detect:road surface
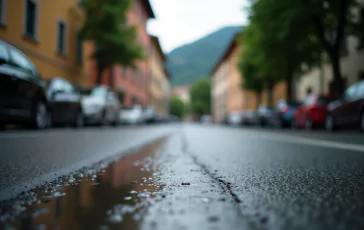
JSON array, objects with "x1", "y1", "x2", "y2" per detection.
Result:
[{"x1": 1, "y1": 124, "x2": 364, "y2": 230}]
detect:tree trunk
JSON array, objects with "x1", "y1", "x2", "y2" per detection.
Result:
[
  {"x1": 285, "y1": 76, "x2": 293, "y2": 101},
  {"x1": 109, "y1": 66, "x2": 115, "y2": 90},
  {"x1": 256, "y1": 92, "x2": 262, "y2": 107},
  {"x1": 96, "y1": 61, "x2": 104, "y2": 85},
  {"x1": 328, "y1": 51, "x2": 345, "y2": 96},
  {"x1": 267, "y1": 80, "x2": 274, "y2": 106}
]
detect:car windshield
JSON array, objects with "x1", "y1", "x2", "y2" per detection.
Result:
[
  {"x1": 81, "y1": 87, "x2": 106, "y2": 98},
  {"x1": 317, "y1": 97, "x2": 337, "y2": 105}
]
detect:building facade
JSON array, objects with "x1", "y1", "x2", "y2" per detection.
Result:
[
  {"x1": 149, "y1": 36, "x2": 170, "y2": 116},
  {"x1": 211, "y1": 33, "x2": 245, "y2": 123},
  {"x1": 89, "y1": 0, "x2": 155, "y2": 108},
  {"x1": 296, "y1": 2, "x2": 364, "y2": 100},
  {"x1": 211, "y1": 32, "x2": 288, "y2": 123},
  {"x1": 0, "y1": 0, "x2": 87, "y2": 86},
  {"x1": 172, "y1": 85, "x2": 190, "y2": 105}
]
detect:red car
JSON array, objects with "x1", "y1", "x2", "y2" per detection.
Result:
[{"x1": 292, "y1": 94, "x2": 337, "y2": 130}]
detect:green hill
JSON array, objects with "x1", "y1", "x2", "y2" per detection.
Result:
[{"x1": 167, "y1": 25, "x2": 242, "y2": 86}]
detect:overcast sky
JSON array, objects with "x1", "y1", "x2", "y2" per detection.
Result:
[{"x1": 147, "y1": 0, "x2": 248, "y2": 53}]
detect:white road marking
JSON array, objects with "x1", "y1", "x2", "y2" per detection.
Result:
[{"x1": 259, "y1": 133, "x2": 364, "y2": 152}]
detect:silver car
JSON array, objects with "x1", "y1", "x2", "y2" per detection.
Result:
[
  {"x1": 81, "y1": 85, "x2": 120, "y2": 126},
  {"x1": 120, "y1": 105, "x2": 145, "y2": 125}
]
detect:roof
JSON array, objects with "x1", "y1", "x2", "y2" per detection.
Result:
[
  {"x1": 141, "y1": 0, "x2": 155, "y2": 18},
  {"x1": 150, "y1": 35, "x2": 166, "y2": 62},
  {"x1": 172, "y1": 85, "x2": 190, "y2": 94},
  {"x1": 164, "y1": 67, "x2": 171, "y2": 81},
  {"x1": 210, "y1": 32, "x2": 242, "y2": 76}
]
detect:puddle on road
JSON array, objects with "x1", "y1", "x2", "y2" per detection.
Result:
[{"x1": 0, "y1": 138, "x2": 166, "y2": 230}]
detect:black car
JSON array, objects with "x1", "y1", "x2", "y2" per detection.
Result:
[
  {"x1": 47, "y1": 77, "x2": 84, "y2": 127},
  {"x1": 257, "y1": 104, "x2": 273, "y2": 126},
  {"x1": 0, "y1": 40, "x2": 50, "y2": 129}
]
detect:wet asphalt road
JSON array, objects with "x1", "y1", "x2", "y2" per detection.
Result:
[{"x1": 1, "y1": 123, "x2": 364, "y2": 230}]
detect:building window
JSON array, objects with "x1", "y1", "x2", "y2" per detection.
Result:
[
  {"x1": 57, "y1": 20, "x2": 67, "y2": 55},
  {"x1": 76, "y1": 33, "x2": 83, "y2": 64},
  {"x1": 359, "y1": 8, "x2": 364, "y2": 48},
  {"x1": 24, "y1": 0, "x2": 38, "y2": 39},
  {"x1": 0, "y1": 0, "x2": 7, "y2": 26},
  {"x1": 360, "y1": 72, "x2": 364, "y2": 81}
]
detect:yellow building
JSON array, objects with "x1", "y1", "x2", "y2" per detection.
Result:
[
  {"x1": 149, "y1": 35, "x2": 170, "y2": 116},
  {"x1": 0, "y1": 0, "x2": 87, "y2": 86}
]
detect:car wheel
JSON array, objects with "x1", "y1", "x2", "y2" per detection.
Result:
[
  {"x1": 360, "y1": 112, "x2": 364, "y2": 133},
  {"x1": 305, "y1": 117, "x2": 313, "y2": 131},
  {"x1": 99, "y1": 110, "x2": 108, "y2": 126},
  {"x1": 33, "y1": 101, "x2": 49, "y2": 130},
  {"x1": 112, "y1": 113, "x2": 119, "y2": 126},
  {"x1": 74, "y1": 111, "x2": 84, "y2": 128},
  {"x1": 325, "y1": 115, "x2": 335, "y2": 132}
]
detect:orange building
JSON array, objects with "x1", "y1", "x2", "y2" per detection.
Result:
[
  {"x1": 0, "y1": 0, "x2": 87, "y2": 86},
  {"x1": 0, "y1": 0, "x2": 155, "y2": 108}
]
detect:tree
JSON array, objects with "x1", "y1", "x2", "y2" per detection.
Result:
[
  {"x1": 170, "y1": 96, "x2": 185, "y2": 119},
  {"x1": 80, "y1": 0, "x2": 143, "y2": 87},
  {"x1": 189, "y1": 78, "x2": 211, "y2": 116},
  {"x1": 238, "y1": 0, "x2": 323, "y2": 102},
  {"x1": 298, "y1": 0, "x2": 359, "y2": 95},
  {"x1": 237, "y1": 45, "x2": 264, "y2": 106}
]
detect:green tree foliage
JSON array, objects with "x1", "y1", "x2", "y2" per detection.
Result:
[
  {"x1": 298, "y1": 0, "x2": 359, "y2": 94},
  {"x1": 80, "y1": 0, "x2": 143, "y2": 86},
  {"x1": 238, "y1": 0, "x2": 323, "y2": 101},
  {"x1": 189, "y1": 78, "x2": 211, "y2": 116},
  {"x1": 239, "y1": 0, "x2": 359, "y2": 99},
  {"x1": 170, "y1": 96, "x2": 185, "y2": 119},
  {"x1": 237, "y1": 45, "x2": 264, "y2": 105}
]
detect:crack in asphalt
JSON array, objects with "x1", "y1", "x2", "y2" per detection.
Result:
[{"x1": 180, "y1": 132, "x2": 244, "y2": 214}]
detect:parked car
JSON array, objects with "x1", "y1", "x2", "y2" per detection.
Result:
[
  {"x1": 201, "y1": 114, "x2": 213, "y2": 124},
  {"x1": 268, "y1": 99, "x2": 302, "y2": 128},
  {"x1": 293, "y1": 94, "x2": 337, "y2": 130},
  {"x1": 241, "y1": 110, "x2": 258, "y2": 125},
  {"x1": 47, "y1": 77, "x2": 84, "y2": 127},
  {"x1": 0, "y1": 40, "x2": 50, "y2": 129},
  {"x1": 226, "y1": 111, "x2": 243, "y2": 126},
  {"x1": 325, "y1": 80, "x2": 364, "y2": 132},
  {"x1": 81, "y1": 86, "x2": 120, "y2": 126},
  {"x1": 143, "y1": 106, "x2": 157, "y2": 124},
  {"x1": 257, "y1": 105, "x2": 273, "y2": 127},
  {"x1": 120, "y1": 104, "x2": 145, "y2": 125}
]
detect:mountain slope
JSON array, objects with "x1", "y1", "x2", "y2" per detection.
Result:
[{"x1": 167, "y1": 25, "x2": 242, "y2": 86}]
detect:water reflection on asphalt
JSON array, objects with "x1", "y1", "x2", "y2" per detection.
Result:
[{"x1": 1, "y1": 138, "x2": 166, "y2": 230}]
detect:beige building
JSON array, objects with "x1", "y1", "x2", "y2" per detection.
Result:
[
  {"x1": 172, "y1": 85, "x2": 190, "y2": 104},
  {"x1": 149, "y1": 35, "x2": 170, "y2": 116},
  {"x1": 211, "y1": 33, "x2": 245, "y2": 123},
  {"x1": 296, "y1": 3, "x2": 364, "y2": 100}
]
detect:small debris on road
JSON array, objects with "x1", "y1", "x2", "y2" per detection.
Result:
[
  {"x1": 181, "y1": 183, "x2": 190, "y2": 185},
  {"x1": 208, "y1": 216, "x2": 220, "y2": 222}
]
